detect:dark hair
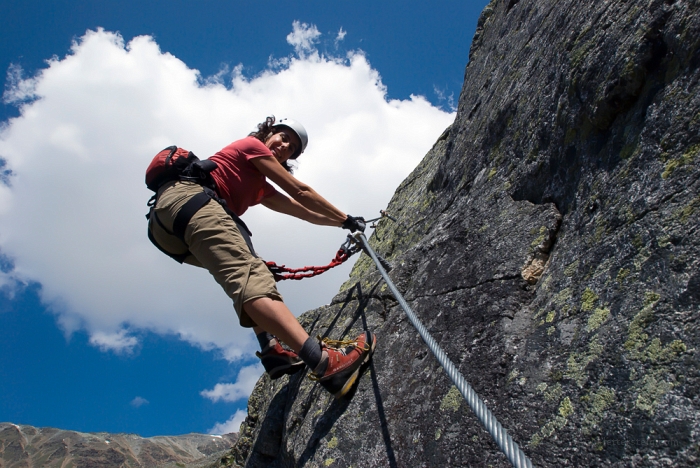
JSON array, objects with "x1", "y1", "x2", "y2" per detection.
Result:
[{"x1": 249, "y1": 116, "x2": 296, "y2": 173}]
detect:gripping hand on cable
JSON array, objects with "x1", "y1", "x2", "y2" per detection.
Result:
[{"x1": 342, "y1": 215, "x2": 366, "y2": 233}]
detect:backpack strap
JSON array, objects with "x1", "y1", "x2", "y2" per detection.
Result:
[
  {"x1": 172, "y1": 191, "x2": 211, "y2": 240},
  {"x1": 148, "y1": 186, "x2": 257, "y2": 263}
]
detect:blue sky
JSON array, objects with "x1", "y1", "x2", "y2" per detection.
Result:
[{"x1": 0, "y1": 0, "x2": 489, "y2": 437}]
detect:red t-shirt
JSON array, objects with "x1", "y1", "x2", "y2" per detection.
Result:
[{"x1": 209, "y1": 137, "x2": 278, "y2": 216}]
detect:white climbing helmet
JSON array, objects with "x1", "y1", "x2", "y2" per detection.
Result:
[{"x1": 272, "y1": 118, "x2": 308, "y2": 158}]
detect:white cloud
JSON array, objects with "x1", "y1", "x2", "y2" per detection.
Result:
[
  {"x1": 208, "y1": 409, "x2": 247, "y2": 435},
  {"x1": 3, "y1": 64, "x2": 39, "y2": 105},
  {"x1": 200, "y1": 364, "x2": 264, "y2": 403},
  {"x1": 130, "y1": 396, "x2": 149, "y2": 408},
  {"x1": 286, "y1": 21, "x2": 321, "y2": 57},
  {"x1": 89, "y1": 330, "x2": 139, "y2": 354},
  {"x1": 335, "y1": 27, "x2": 347, "y2": 46},
  {"x1": 0, "y1": 26, "x2": 453, "y2": 367}
]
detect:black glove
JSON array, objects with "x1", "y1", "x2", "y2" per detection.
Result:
[{"x1": 342, "y1": 215, "x2": 366, "y2": 232}]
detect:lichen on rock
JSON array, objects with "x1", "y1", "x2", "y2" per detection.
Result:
[{"x1": 217, "y1": 0, "x2": 700, "y2": 466}]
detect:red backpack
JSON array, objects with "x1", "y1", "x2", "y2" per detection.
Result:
[{"x1": 145, "y1": 146, "x2": 205, "y2": 192}]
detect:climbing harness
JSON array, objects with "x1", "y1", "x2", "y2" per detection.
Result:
[
  {"x1": 347, "y1": 229, "x2": 534, "y2": 468},
  {"x1": 145, "y1": 145, "x2": 255, "y2": 263}
]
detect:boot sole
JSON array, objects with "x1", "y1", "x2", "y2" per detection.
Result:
[
  {"x1": 269, "y1": 360, "x2": 305, "y2": 380},
  {"x1": 332, "y1": 331, "x2": 377, "y2": 399}
]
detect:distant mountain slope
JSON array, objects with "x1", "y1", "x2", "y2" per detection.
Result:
[{"x1": 0, "y1": 423, "x2": 237, "y2": 467}]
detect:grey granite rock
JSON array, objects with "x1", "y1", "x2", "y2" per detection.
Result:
[{"x1": 219, "y1": 0, "x2": 700, "y2": 466}]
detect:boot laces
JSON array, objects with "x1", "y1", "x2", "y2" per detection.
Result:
[
  {"x1": 307, "y1": 335, "x2": 370, "y2": 381},
  {"x1": 319, "y1": 335, "x2": 370, "y2": 352}
]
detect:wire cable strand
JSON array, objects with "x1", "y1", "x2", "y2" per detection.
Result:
[{"x1": 353, "y1": 232, "x2": 534, "y2": 468}]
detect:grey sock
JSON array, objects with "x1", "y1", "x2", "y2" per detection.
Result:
[
  {"x1": 299, "y1": 337, "x2": 325, "y2": 372},
  {"x1": 256, "y1": 332, "x2": 275, "y2": 351}
]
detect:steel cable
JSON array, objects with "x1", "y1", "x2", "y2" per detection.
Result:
[{"x1": 354, "y1": 232, "x2": 534, "y2": 468}]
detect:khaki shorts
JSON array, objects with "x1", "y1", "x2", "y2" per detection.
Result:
[{"x1": 149, "y1": 181, "x2": 282, "y2": 327}]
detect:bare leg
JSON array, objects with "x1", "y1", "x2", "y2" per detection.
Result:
[{"x1": 244, "y1": 297, "x2": 309, "y2": 352}]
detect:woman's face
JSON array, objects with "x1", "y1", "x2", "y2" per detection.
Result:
[{"x1": 265, "y1": 129, "x2": 301, "y2": 163}]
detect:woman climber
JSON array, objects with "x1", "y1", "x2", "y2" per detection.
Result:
[{"x1": 147, "y1": 116, "x2": 376, "y2": 399}]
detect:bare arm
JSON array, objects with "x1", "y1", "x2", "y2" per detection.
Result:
[
  {"x1": 251, "y1": 156, "x2": 347, "y2": 224},
  {"x1": 261, "y1": 192, "x2": 340, "y2": 226}
]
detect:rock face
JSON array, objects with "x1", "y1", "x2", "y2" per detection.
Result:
[
  {"x1": 221, "y1": 0, "x2": 700, "y2": 466},
  {"x1": 0, "y1": 423, "x2": 237, "y2": 467}
]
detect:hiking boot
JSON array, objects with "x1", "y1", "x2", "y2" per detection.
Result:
[
  {"x1": 310, "y1": 331, "x2": 377, "y2": 399},
  {"x1": 256, "y1": 338, "x2": 305, "y2": 380}
]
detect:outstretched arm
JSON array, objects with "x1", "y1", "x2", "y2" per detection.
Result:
[
  {"x1": 261, "y1": 192, "x2": 342, "y2": 226},
  {"x1": 251, "y1": 156, "x2": 347, "y2": 224}
]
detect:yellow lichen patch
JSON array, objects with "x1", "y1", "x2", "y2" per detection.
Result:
[
  {"x1": 558, "y1": 397, "x2": 574, "y2": 418},
  {"x1": 529, "y1": 396, "x2": 573, "y2": 447},
  {"x1": 553, "y1": 288, "x2": 572, "y2": 306},
  {"x1": 546, "y1": 311, "x2": 556, "y2": 323},
  {"x1": 440, "y1": 386, "x2": 462, "y2": 412},
  {"x1": 673, "y1": 196, "x2": 700, "y2": 224},
  {"x1": 327, "y1": 437, "x2": 338, "y2": 449},
  {"x1": 624, "y1": 292, "x2": 659, "y2": 357},
  {"x1": 324, "y1": 459, "x2": 335, "y2": 466},
  {"x1": 507, "y1": 369, "x2": 520, "y2": 385},
  {"x1": 566, "y1": 336, "x2": 604, "y2": 387},
  {"x1": 635, "y1": 373, "x2": 676, "y2": 415},
  {"x1": 662, "y1": 143, "x2": 698, "y2": 179},
  {"x1": 530, "y1": 226, "x2": 547, "y2": 248},
  {"x1": 543, "y1": 383, "x2": 563, "y2": 403},
  {"x1": 435, "y1": 429, "x2": 442, "y2": 440},
  {"x1": 564, "y1": 260, "x2": 580, "y2": 277},
  {"x1": 616, "y1": 268, "x2": 630, "y2": 282},
  {"x1": 582, "y1": 386, "x2": 615, "y2": 434},
  {"x1": 581, "y1": 288, "x2": 598, "y2": 311},
  {"x1": 586, "y1": 307, "x2": 610, "y2": 332}
]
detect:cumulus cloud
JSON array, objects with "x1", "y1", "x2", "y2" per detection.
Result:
[
  {"x1": 208, "y1": 409, "x2": 246, "y2": 435},
  {"x1": 200, "y1": 364, "x2": 264, "y2": 403},
  {"x1": 286, "y1": 21, "x2": 321, "y2": 58},
  {"x1": 0, "y1": 25, "x2": 453, "y2": 366}
]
